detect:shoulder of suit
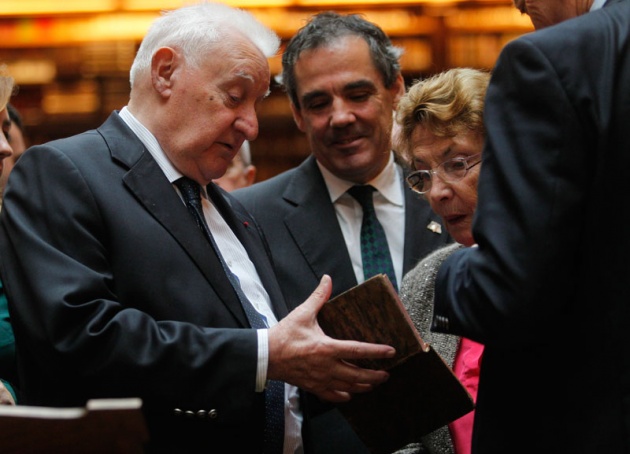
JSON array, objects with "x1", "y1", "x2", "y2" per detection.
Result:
[
  {"x1": 233, "y1": 158, "x2": 321, "y2": 207},
  {"x1": 402, "y1": 243, "x2": 464, "y2": 289}
]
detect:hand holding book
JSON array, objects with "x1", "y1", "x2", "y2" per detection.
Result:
[{"x1": 317, "y1": 274, "x2": 474, "y2": 454}]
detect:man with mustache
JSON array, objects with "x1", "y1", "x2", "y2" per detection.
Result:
[{"x1": 234, "y1": 12, "x2": 450, "y2": 453}]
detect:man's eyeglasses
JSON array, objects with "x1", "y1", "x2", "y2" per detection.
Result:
[{"x1": 406, "y1": 153, "x2": 482, "y2": 194}]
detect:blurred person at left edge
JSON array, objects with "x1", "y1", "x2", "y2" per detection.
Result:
[{"x1": 0, "y1": 65, "x2": 15, "y2": 405}]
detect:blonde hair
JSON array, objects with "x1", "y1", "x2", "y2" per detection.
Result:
[
  {"x1": 396, "y1": 68, "x2": 490, "y2": 162},
  {"x1": 0, "y1": 65, "x2": 14, "y2": 111}
]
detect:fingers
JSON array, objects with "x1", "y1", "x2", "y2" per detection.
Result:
[
  {"x1": 307, "y1": 369, "x2": 389, "y2": 403},
  {"x1": 333, "y1": 339, "x2": 396, "y2": 360},
  {"x1": 316, "y1": 389, "x2": 352, "y2": 403},
  {"x1": 293, "y1": 355, "x2": 391, "y2": 403},
  {"x1": 270, "y1": 275, "x2": 396, "y2": 403},
  {"x1": 303, "y1": 274, "x2": 332, "y2": 313},
  {"x1": 331, "y1": 360, "x2": 390, "y2": 389}
]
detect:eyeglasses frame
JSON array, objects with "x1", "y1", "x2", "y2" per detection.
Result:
[{"x1": 406, "y1": 153, "x2": 482, "y2": 194}]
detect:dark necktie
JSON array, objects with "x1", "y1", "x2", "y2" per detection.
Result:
[
  {"x1": 175, "y1": 177, "x2": 285, "y2": 454},
  {"x1": 347, "y1": 185, "x2": 398, "y2": 291}
]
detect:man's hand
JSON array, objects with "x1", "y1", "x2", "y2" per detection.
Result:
[{"x1": 267, "y1": 275, "x2": 395, "y2": 402}]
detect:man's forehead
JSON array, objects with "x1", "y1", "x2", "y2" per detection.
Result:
[{"x1": 232, "y1": 67, "x2": 271, "y2": 97}]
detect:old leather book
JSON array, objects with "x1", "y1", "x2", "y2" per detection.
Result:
[{"x1": 317, "y1": 274, "x2": 474, "y2": 454}]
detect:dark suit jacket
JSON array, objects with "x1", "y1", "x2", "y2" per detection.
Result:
[
  {"x1": 0, "y1": 112, "x2": 290, "y2": 453},
  {"x1": 234, "y1": 154, "x2": 449, "y2": 453},
  {"x1": 234, "y1": 154, "x2": 449, "y2": 308},
  {"x1": 434, "y1": 1, "x2": 630, "y2": 452}
]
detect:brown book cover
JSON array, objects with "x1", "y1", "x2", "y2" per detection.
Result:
[
  {"x1": 317, "y1": 274, "x2": 475, "y2": 453},
  {"x1": 0, "y1": 398, "x2": 149, "y2": 453}
]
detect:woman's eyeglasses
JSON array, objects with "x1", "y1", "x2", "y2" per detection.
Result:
[{"x1": 406, "y1": 153, "x2": 482, "y2": 194}]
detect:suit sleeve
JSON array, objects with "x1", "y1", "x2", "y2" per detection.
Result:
[
  {"x1": 0, "y1": 144, "x2": 259, "y2": 417},
  {"x1": 433, "y1": 36, "x2": 594, "y2": 347}
]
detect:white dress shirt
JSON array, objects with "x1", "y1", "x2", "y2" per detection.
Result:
[
  {"x1": 317, "y1": 152, "x2": 406, "y2": 287},
  {"x1": 119, "y1": 107, "x2": 303, "y2": 454},
  {"x1": 591, "y1": 0, "x2": 606, "y2": 10}
]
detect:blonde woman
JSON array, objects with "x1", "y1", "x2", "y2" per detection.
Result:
[{"x1": 395, "y1": 68, "x2": 490, "y2": 454}]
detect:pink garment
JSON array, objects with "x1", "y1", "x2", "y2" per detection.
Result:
[{"x1": 448, "y1": 337, "x2": 484, "y2": 454}]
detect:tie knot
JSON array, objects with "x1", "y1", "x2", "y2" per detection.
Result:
[
  {"x1": 347, "y1": 185, "x2": 376, "y2": 210},
  {"x1": 175, "y1": 177, "x2": 202, "y2": 208}
]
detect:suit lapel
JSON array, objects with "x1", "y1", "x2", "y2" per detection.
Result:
[
  {"x1": 403, "y1": 187, "x2": 426, "y2": 274},
  {"x1": 282, "y1": 156, "x2": 358, "y2": 296},
  {"x1": 98, "y1": 113, "x2": 250, "y2": 327},
  {"x1": 207, "y1": 184, "x2": 290, "y2": 320}
]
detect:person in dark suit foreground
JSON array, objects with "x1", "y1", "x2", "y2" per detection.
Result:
[
  {"x1": 233, "y1": 12, "x2": 450, "y2": 452},
  {"x1": 432, "y1": 0, "x2": 630, "y2": 452},
  {"x1": 0, "y1": 4, "x2": 396, "y2": 453}
]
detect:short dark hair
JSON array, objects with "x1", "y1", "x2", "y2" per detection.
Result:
[{"x1": 280, "y1": 11, "x2": 403, "y2": 108}]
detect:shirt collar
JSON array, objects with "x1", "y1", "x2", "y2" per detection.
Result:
[
  {"x1": 317, "y1": 152, "x2": 404, "y2": 206},
  {"x1": 590, "y1": 0, "x2": 606, "y2": 10},
  {"x1": 119, "y1": 106, "x2": 183, "y2": 184},
  {"x1": 118, "y1": 107, "x2": 212, "y2": 199}
]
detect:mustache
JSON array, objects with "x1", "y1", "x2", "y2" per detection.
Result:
[{"x1": 327, "y1": 128, "x2": 367, "y2": 144}]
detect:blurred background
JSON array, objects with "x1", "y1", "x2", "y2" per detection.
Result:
[{"x1": 0, "y1": 0, "x2": 532, "y2": 181}]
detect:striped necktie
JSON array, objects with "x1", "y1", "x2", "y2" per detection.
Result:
[{"x1": 175, "y1": 177, "x2": 285, "y2": 454}]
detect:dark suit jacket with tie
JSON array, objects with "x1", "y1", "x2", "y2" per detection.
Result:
[
  {"x1": 234, "y1": 154, "x2": 450, "y2": 453},
  {"x1": 433, "y1": 1, "x2": 630, "y2": 452},
  {"x1": 0, "y1": 112, "x2": 290, "y2": 453},
  {"x1": 234, "y1": 154, "x2": 449, "y2": 309}
]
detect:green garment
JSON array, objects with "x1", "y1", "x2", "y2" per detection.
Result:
[{"x1": 0, "y1": 279, "x2": 17, "y2": 402}]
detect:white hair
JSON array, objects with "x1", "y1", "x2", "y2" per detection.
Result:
[{"x1": 129, "y1": 2, "x2": 280, "y2": 87}]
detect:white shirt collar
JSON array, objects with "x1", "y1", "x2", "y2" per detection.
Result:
[
  {"x1": 316, "y1": 152, "x2": 404, "y2": 206},
  {"x1": 590, "y1": 0, "x2": 606, "y2": 11},
  {"x1": 118, "y1": 106, "x2": 184, "y2": 184}
]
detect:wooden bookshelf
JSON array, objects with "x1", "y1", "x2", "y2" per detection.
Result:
[{"x1": 0, "y1": 0, "x2": 533, "y2": 181}]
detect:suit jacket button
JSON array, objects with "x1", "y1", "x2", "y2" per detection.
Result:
[
  {"x1": 208, "y1": 409, "x2": 218, "y2": 419},
  {"x1": 185, "y1": 410, "x2": 195, "y2": 418},
  {"x1": 173, "y1": 408, "x2": 183, "y2": 417},
  {"x1": 196, "y1": 410, "x2": 207, "y2": 419},
  {"x1": 433, "y1": 314, "x2": 450, "y2": 331}
]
